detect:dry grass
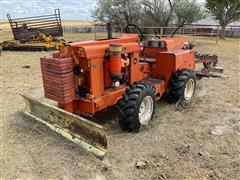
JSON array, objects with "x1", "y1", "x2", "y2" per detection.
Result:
[
  {"x1": 0, "y1": 21, "x2": 11, "y2": 31},
  {"x1": 62, "y1": 20, "x2": 93, "y2": 27},
  {"x1": 0, "y1": 20, "x2": 93, "y2": 31}
]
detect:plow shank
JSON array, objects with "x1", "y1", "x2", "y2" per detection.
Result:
[{"x1": 21, "y1": 94, "x2": 107, "y2": 159}]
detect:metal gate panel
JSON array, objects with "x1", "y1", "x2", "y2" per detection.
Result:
[{"x1": 7, "y1": 9, "x2": 63, "y2": 40}]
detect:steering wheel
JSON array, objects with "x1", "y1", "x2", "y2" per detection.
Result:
[{"x1": 125, "y1": 24, "x2": 144, "y2": 41}]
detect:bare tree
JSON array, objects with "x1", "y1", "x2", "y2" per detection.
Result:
[
  {"x1": 139, "y1": 0, "x2": 176, "y2": 35},
  {"x1": 140, "y1": 0, "x2": 174, "y2": 27},
  {"x1": 165, "y1": 0, "x2": 174, "y2": 27}
]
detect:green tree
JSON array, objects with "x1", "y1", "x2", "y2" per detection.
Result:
[
  {"x1": 140, "y1": 0, "x2": 174, "y2": 27},
  {"x1": 206, "y1": 0, "x2": 240, "y2": 38},
  {"x1": 172, "y1": 0, "x2": 205, "y2": 36},
  {"x1": 92, "y1": 0, "x2": 141, "y2": 26},
  {"x1": 92, "y1": 0, "x2": 205, "y2": 37}
]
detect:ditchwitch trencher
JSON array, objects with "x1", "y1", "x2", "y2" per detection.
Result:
[{"x1": 21, "y1": 24, "x2": 219, "y2": 159}]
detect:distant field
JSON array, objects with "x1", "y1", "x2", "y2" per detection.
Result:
[
  {"x1": 0, "y1": 20, "x2": 221, "y2": 43},
  {"x1": 62, "y1": 21, "x2": 94, "y2": 27},
  {"x1": 0, "y1": 20, "x2": 93, "y2": 31},
  {"x1": 0, "y1": 20, "x2": 95, "y2": 41},
  {"x1": 0, "y1": 21, "x2": 11, "y2": 31}
]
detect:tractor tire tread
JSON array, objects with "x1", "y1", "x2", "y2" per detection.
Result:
[
  {"x1": 117, "y1": 81, "x2": 156, "y2": 132},
  {"x1": 165, "y1": 69, "x2": 196, "y2": 103}
]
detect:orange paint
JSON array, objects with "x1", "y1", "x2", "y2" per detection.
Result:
[
  {"x1": 109, "y1": 54, "x2": 122, "y2": 77},
  {"x1": 40, "y1": 34, "x2": 196, "y2": 116}
]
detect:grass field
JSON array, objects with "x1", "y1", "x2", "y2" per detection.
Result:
[
  {"x1": 0, "y1": 20, "x2": 93, "y2": 30},
  {"x1": 0, "y1": 37, "x2": 239, "y2": 179},
  {"x1": 62, "y1": 20, "x2": 93, "y2": 27}
]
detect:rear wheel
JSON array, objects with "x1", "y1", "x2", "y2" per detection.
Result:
[
  {"x1": 165, "y1": 69, "x2": 196, "y2": 103},
  {"x1": 117, "y1": 82, "x2": 156, "y2": 132}
]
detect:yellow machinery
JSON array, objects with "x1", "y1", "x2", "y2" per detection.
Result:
[
  {"x1": 2, "y1": 33, "x2": 65, "y2": 51},
  {"x1": 2, "y1": 9, "x2": 65, "y2": 51}
]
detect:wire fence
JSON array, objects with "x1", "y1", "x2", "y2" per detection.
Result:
[
  {"x1": 62, "y1": 25, "x2": 222, "y2": 43},
  {"x1": 62, "y1": 25, "x2": 240, "y2": 43},
  {"x1": 1, "y1": 24, "x2": 240, "y2": 43}
]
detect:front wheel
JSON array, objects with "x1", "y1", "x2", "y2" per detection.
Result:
[{"x1": 117, "y1": 82, "x2": 156, "y2": 132}]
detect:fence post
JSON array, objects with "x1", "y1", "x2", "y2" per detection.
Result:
[
  {"x1": 231, "y1": 26, "x2": 233, "y2": 37},
  {"x1": 216, "y1": 26, "x2": 220, "y2": 44},
  {"x1": 120, "y1": 26, "x2": 122, "y2": 34},
  {"x1": 160, "y1": 27, "x2": 163, "y2": 38},
  {"x1": 193, "y1": 26, "x2": 197, "y2": 41},
  {"x1": 94, "y1": 25, "x2": 97, "y2": 40},
  {"x1": 194, "y1": 26, "x2": 197, "y2": 36}
]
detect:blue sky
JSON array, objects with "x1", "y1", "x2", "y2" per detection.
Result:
[
  {"x1": 0, "y1": 0, "x2": 205, "y2": 21},
  {"x1": 0, "y1": 0, "x2": 97, "y2": 20}
]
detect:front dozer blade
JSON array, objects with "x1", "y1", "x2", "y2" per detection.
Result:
[{"x1": 20, "y1": 94, "x2": 107, "y2": 159}]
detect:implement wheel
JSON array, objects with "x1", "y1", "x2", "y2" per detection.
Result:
[
  {"x1": 165, "y1": 69, "x2": 196, "y2": 103},
  {"x1": 117, "y1": 82, "x2": 156, "y2": 132}
]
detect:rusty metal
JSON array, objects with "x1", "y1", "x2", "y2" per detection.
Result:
[
  {"x1": 40, "y1": 55, "x2": 76, "y2": 104},
  {"x1": 2, "y1": 44, "x2": 46, "y2": 51},
  {"x1": 195, "y1": 52, "x2": 219, "y2": 79},
  {"x1": 21, "y1": 94, "x2": 108, "y2": 159},
  {"x1": 7, "y1": 9, "x2": 63, "y2": 41},
  {"x1": 195, "y1": 52, "x2": 218, "y2": 66}
]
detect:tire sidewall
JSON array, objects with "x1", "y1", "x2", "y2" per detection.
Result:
[
  {"x1": 117, "y1": 82, "x2": 156, "y2": 132},
  {"x1": 165, "y1": 69, "x2": 197, "y2": 103}
]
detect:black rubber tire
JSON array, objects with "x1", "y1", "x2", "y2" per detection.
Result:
[
  {"x1": 165, "y1": 69, "x2": 196, "y2": 103},
  {"x1": 117, "y1": 82, "x2": 156, "y2": 132}
]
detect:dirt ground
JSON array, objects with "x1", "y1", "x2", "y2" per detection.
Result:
[{"x1": 0, "y1": 38, "x2": 239, "y2": 179}]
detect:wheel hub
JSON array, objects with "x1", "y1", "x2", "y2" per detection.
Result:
[
  {"x1": 139, "y1": 96, "x2": 154, "y2": 125},
  {"x1": 184, "y1": 78, "x2": 195, "y2": 101}
]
